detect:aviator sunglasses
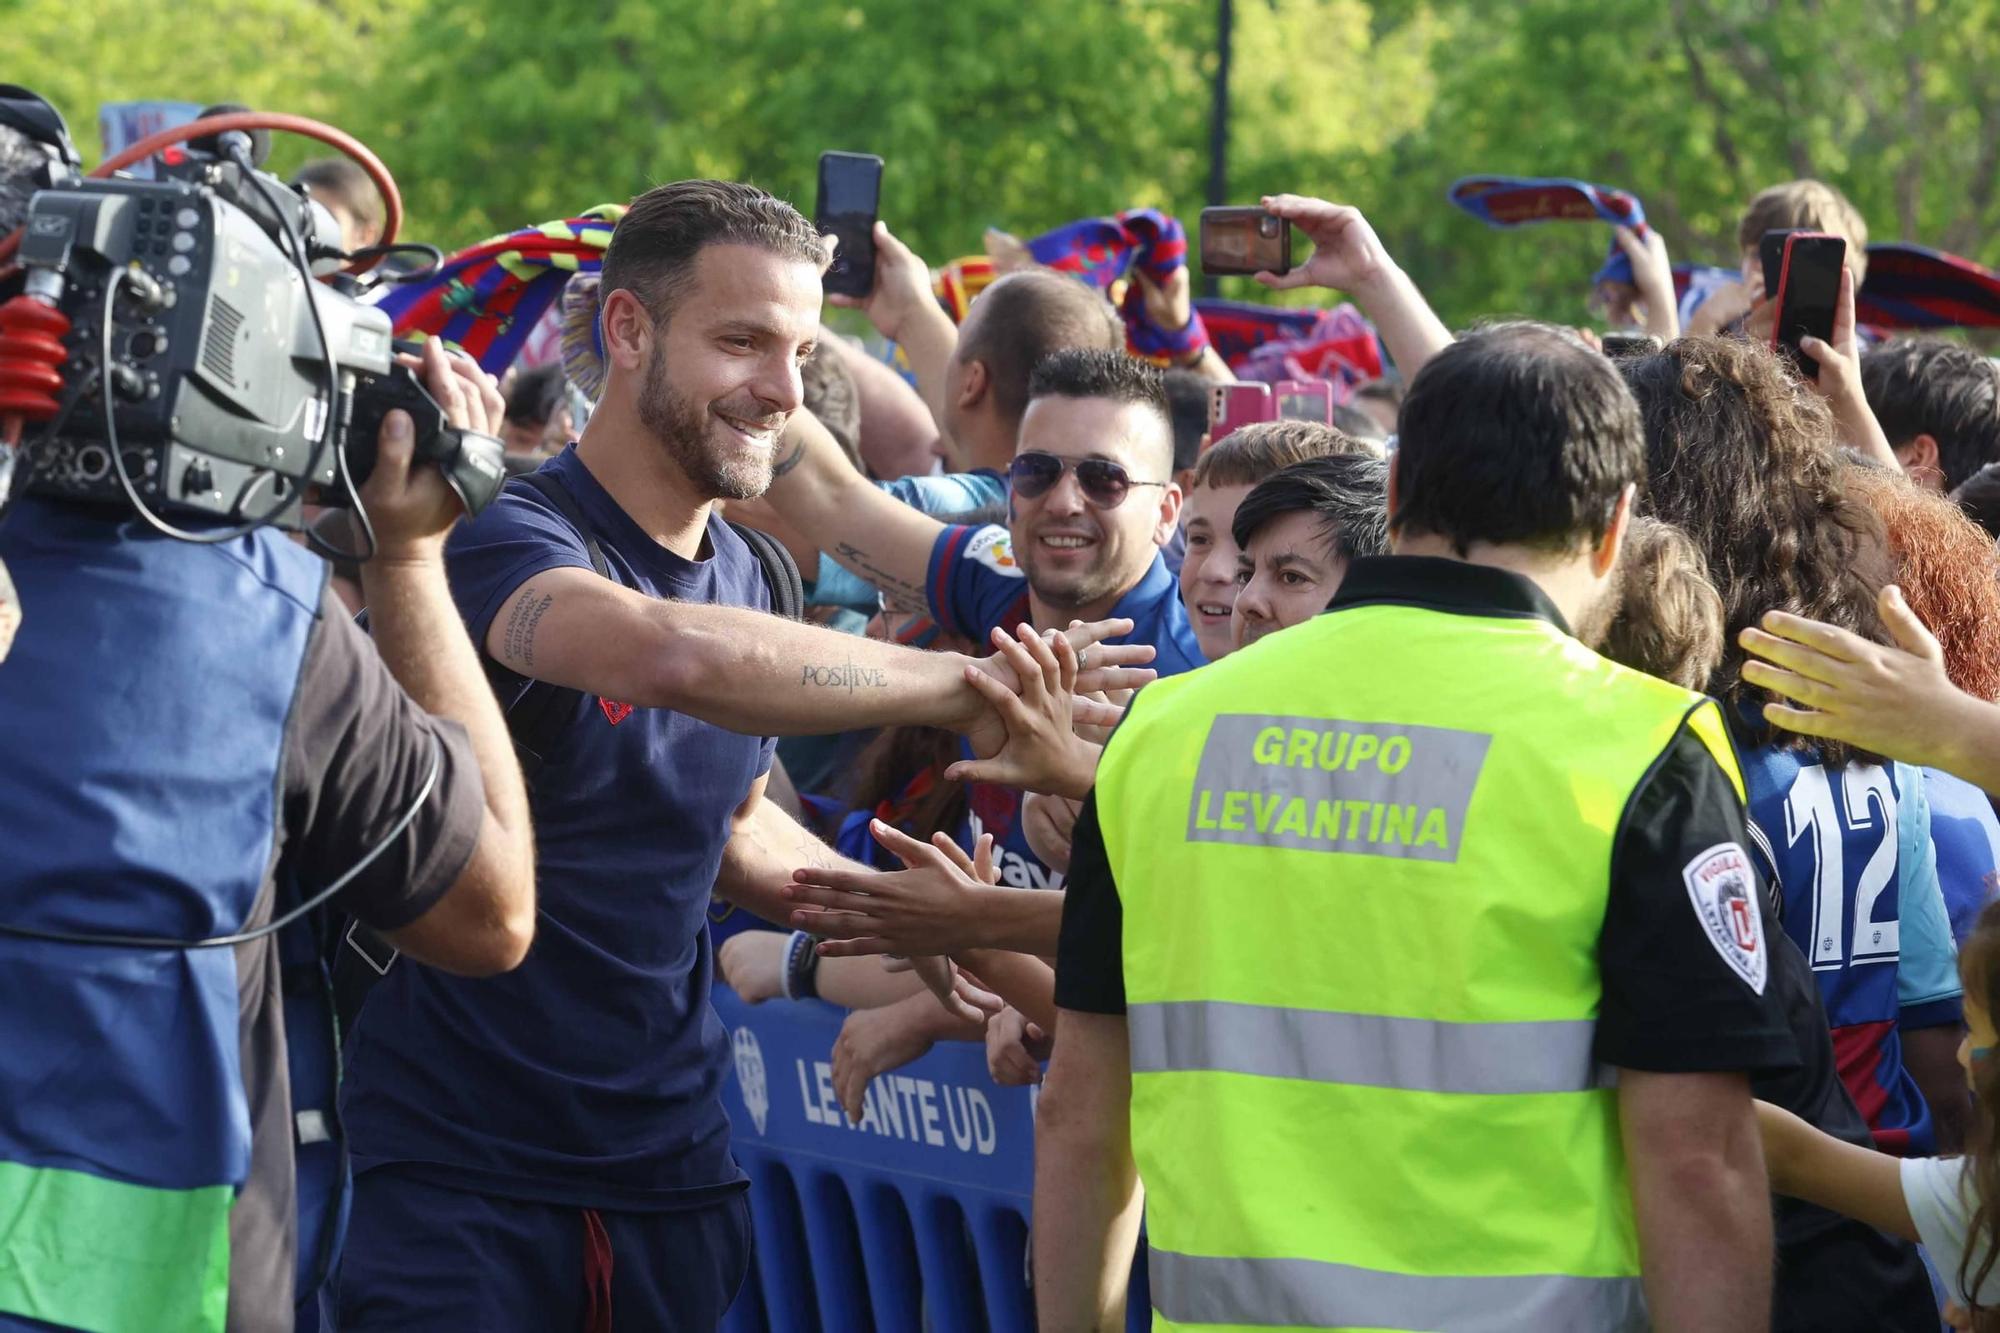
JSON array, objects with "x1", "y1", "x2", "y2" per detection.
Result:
[{"x1": 1008, "y1": 452, "x2": 1167, "y2": 509}]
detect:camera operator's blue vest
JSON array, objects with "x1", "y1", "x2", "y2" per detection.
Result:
[{"x1": 0, "y1": 497, "x2": 336, "y2": 1333}]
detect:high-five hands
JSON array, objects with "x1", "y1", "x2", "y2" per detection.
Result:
[
  {"x1": 960, "y1": 617, "x2": 1151, "y2": 759},
  {"x1": 950, "y1": 623, "x2": 1106, "y2": 800}
]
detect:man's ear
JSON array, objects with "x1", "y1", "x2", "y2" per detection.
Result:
[
  {"x1": 956, "y1": 358, "x2": 989, "y2": 411},
  {"x1": 1154, "y1": 481, "x2": 1184, "y2": 550},
  {"x1": 1896, "y1": 433, "x2": 1945, "y2": 490},
  {"x1": 1593, "y1": 483, "x2": 1637, "y2": 578},
  {"x1": 599, "y1": 288, "x2": 655, "y2": 374}
]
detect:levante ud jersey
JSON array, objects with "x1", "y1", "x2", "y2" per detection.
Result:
[{"x1": 1740, "y1": 746, "x2": 1957, "y2": 1155}]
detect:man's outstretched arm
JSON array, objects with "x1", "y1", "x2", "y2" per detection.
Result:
[{"x1": 483, "y1": 571, "x2": 1153, "y2": 739}]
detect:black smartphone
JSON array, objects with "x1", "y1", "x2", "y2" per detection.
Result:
[
  {"x1": 1758, "y1": 228, "x2": 1798, "y2": 297},
  {"x1": 816, "y1": 151, "x2": 883, "y2": 299},
  {"x1": 1769, "y1": 232, "x2": 1845, "y2": 379},
  {"x1": 1200, "y1": 206, "x2": 1292, "y2": 277}
]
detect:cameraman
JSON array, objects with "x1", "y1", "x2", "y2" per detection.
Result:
[{"x1": 0, "y1": 343, "x2": 535, "y2": 1333}]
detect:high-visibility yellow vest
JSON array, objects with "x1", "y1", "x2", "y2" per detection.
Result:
[{"x1": 1092, "y1": 593, "x2": 1746, "y2": 1332}]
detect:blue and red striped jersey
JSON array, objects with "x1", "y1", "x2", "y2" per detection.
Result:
[{"x1": 1741, "y1": 747, "x2": 1962, "y2": 1155}]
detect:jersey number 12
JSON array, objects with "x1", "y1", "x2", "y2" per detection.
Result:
[{"x1": 1784, "y1": 762, "x2": 1900, "y2": 970}]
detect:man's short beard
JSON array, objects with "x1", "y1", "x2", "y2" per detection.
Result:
[
  {"x1": 1016, "y1": 545, "x2": 1123, "y2": 614},
  {"x1": 635, "y1": 343, "x2": 773, "y2": 501}
]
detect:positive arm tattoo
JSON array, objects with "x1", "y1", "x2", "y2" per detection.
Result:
[
  {"x1": 799, "y1": 651, "x2": 890, "y2": 691},
  {"x1": 502, "y1": 585, "x2": 555, "y2": 669}
]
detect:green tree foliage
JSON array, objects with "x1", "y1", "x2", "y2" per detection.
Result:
[
  {"x1": 16, "y1": 0, "x2": 2000, "y2": 330},
  {"x1": 357, "y1": 0, "x2": 1214, "y2": 263},
  {"x1": 1327, "y1": 0, "x2": 2000, "y2": 324}
]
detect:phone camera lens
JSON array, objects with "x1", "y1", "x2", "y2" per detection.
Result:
[{"x1": 1258, "y1": 216, "x2": 1280, "y2": 238}]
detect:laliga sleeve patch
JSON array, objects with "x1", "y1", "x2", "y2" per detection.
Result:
[
  {"x1": 966, "y1": 527, "x2": 1024, "y2": 579},
  {"x1": 1682, "y1": 842, "x2": 1768, "y2": 995}
]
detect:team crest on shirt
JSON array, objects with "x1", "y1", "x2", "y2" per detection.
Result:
[
  {"x1": 966, "y1": 527, "x2": 1023, "y2": 578},
  {"x1": 1682, "y1": 842, "x2": 1768, "y2": 995}
]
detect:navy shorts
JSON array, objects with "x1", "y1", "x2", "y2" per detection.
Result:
[{"x1": 332, "y1": 1167, "x2": 751, "y2": 1333}]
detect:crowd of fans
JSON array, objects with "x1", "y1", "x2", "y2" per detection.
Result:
[
  {"x1": 11, "y1": 119, "x2": 2000, "y2": 1331},
  {"x1": 688, "y1": 174, "x2": 2000, "y2": 1331}
]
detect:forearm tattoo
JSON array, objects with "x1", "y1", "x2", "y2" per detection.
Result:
[
  {"x1": 800, "y1": 653, "x2": 890, "y2": 691},
  {"x1": 832, "y1": 541, "x2": 929, "y2": 604}
]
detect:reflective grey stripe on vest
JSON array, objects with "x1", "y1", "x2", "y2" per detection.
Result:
[
  {"x1": 1128, "y1": 1000, "x2": 1602, "y2": 1095},
  {"x1": 1151, "y1": 1249, "x2": 1648, "y2": 1332}
]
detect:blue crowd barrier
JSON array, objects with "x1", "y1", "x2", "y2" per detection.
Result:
[{"x1": 713, "y1": 985, "x2": 1148, "y2": 1331}]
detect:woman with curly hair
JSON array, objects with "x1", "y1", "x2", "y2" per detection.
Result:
[{"x1": 1622, "y1": 335, "x2": 1950, "y2": 1332}]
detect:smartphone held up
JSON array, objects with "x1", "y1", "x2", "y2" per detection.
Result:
[
  {"x1": 1208, "y1": 379, "x2": 1331, "y2": 443},
  {"x1": 1201, "y1": 206, "x2": 1293, "y2": 278},
  {"x1": 1764, "y1": 230, "x2": 1845, "y2": 380},
  {"x1": 817, "y1": 150, "x2": 883, "y2": 299}
]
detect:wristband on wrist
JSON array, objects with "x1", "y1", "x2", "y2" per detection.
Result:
[{"x1": 781, "y1": 930, "x2": 821, "y2": 1001}]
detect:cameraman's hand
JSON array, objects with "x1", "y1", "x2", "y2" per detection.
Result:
[
  {"x1": 830, "y1": 221, "x2": 936, "y2": 345},
  {"x1": 362, "y1": 339, "x2": 504, "y2": 563}
]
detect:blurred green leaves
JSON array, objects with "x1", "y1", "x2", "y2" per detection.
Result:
[{"x1": 23, "y1": 0, "x2": 2000, "y2": 328}]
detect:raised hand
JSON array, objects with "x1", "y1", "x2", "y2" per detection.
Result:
[
  {"x1": 947, "y1": 624, "x2": 1104, "y2": 799},
  {"x1": 1252, "y1": 193, "x2": 1453, "y2": 376},
  {"x1": 1612, "y1": 225, "x2": 1679, "y2": 339},
  {"x1": 1739, "y1": 585, "x2": 1984, "y2": 779},
  {"x1": 1253, "y1": 194, "x2": 1392, "y2": 294},
  {"x1": 828, "y1": 220, "x2": 936, "y2": 345},
  {"x1": 959, "y1": 616, "x2": 1154, "y2": 759},
  {"x1": 786, "y1": 824, "x2": 1000, "y2": 959}
]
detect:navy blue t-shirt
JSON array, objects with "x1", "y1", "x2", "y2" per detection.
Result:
[{"x1": 341, "y1": 446, "x2": 776, "y2": 1209}]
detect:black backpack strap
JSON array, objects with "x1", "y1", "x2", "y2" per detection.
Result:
[
  {"x1": 729, "y1": 520, "x2": 805, "y2": 620},
  {"x1": 499, "y1": 471, "x2": 615, "y2": 776}
]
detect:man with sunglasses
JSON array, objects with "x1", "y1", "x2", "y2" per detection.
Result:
[{"x1": 763, "y1": 346, "x2": 1201, "y2": 891}]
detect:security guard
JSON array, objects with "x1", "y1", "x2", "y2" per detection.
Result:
[{"x1": 1033, "y1": 325, "x2": 1798, "y2": 1333}]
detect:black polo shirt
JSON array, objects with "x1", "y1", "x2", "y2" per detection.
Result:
[{"x1": 1055, "y1": 555, "x2": 1799, "y2": 1075}]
